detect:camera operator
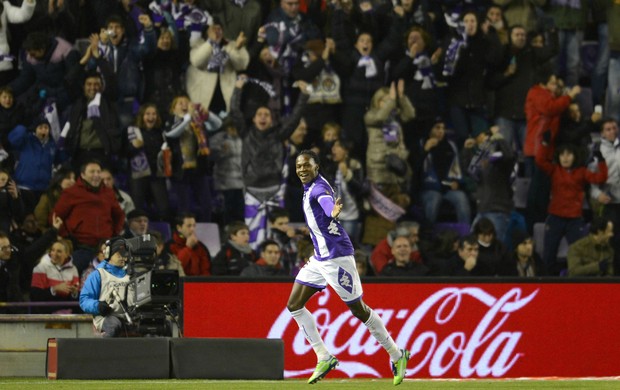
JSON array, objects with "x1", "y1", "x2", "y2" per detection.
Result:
[{"x1": 79, "y1": 237, "x2": 133, "y2": 337}]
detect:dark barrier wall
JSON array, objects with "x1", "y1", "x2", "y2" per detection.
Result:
[{"x1": 182, "y1": 278, "x2": 620, "y2": 380}]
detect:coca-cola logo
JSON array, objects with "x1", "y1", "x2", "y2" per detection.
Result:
[{"x1": 268, "y1": 287, "x2": 539, "y2": 378}]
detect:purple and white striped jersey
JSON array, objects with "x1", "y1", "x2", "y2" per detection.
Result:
[{"x1": 302, "y1": 174, "x2": 355, "y2": 261}]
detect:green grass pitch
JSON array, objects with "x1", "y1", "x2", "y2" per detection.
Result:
[{"x1": 0, "y1": 378, "x2": 619, "y2": 389}]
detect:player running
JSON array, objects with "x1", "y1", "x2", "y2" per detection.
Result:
[{"x1": 286, "y1": 150, "x2": 410, "y2": 385}]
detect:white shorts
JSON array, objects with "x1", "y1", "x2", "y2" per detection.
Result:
[{"x1": 295, "y1": 255, "x2": 363, "y2": 304}]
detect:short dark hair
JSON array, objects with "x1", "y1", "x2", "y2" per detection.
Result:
[
  {"x1": 268, "y1": 207, "x2": 290, "y2": 223},
  {"x1": 458, "y1": 234, "x2": 478, "y2": 250},
  {"x1": 600, "y1": 117, "x2": 618, "y2": 132},
  {"x1": 259, "y1": 239, "x2": 280, "y2": 254},
  {"x1": 225, "y1": 221, "x2": 249, "y2": 238},
  {"x1": 473, "y1": 217, "x2": 496, "y2": 236},
  {"x1": 80, "y1": 159, "x2": 102, "y2": 174},
  {"x1": 175, "y1": 212, "x2": 196, "y2": 229},
  {"x1": 298, "y1": 149, "x2": 320, "y2": 166},
  {"x1": 590, "y1": 217, "x2": 611, "y2": 235},
  {"x1": 105, "y1": 14, "x2": 125, "y2": 29}
]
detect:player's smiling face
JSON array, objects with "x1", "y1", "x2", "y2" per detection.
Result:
[{"x1": 296, "y1": 154, "x2": 319, "y2": 184}]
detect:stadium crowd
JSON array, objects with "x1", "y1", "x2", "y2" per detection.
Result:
[{"x1": 1, "y1": 0, "x2": 620, "y2": 313}]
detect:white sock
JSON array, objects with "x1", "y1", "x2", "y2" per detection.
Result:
[
  {"x1": 290, "y1": 307, "x2": 331, "y2": 362},
  {"x1": 364, "y1": 309, "x2": 402, "y2": 362}
]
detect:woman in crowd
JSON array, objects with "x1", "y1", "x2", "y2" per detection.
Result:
[
  {"x1": 30, "y1": 239, "x2": 80, "y2": 314},
  {"x1": 127, "y1": 103, "x2": 170, "y2": 222},
  {"x1": 34, "y1": 167, "x2": 75, "y2": 231}
]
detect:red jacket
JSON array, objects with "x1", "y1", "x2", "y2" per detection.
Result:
[
  {"x1": 536, "y1": 143, "x2": 607, "y2": 218},
  {"x1": 524, "y1": 85, "x2": 571, "y2": 157},
  {"x1": 167, "y1": 231, "x2": 211, "y2": 276},
  {"x1": 53, "y1": 178, "x2": 125, "y2": 247}
]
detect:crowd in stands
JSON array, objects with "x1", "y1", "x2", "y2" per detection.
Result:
[{"x1": 1, "y1": 0, "x2": 620, "y2": 313}]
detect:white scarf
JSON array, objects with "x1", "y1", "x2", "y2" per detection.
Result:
[{"x1": 357, "y1": 55, "x2": 377, "y2": 78}]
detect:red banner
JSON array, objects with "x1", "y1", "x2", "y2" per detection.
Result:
[{"x1": 183, "y1": 280, "x2": 620, "y2": 379}]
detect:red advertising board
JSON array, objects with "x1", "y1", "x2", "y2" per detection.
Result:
[{"x1": 183, "y1": 280, "x2": 620, "y2": 379}]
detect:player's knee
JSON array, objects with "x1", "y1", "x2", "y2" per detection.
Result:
[
  {"x1": 286, "y1": 300, "x2": 303, "y2": 312},
  {"x1": 348, "y1": 302, "x2": 370, "y2": 322}
]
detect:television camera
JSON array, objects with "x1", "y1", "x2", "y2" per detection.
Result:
[{"x1": 116, "y1": 235, "x2": 180, "y2": 337}]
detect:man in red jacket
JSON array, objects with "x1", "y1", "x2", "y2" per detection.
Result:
[
  {"x1": 166, "y1": 212, "x2": 211, "y2": 276},
  {"x1": 54, "y1": 159, "x2": 125, "y2": 274},
  {"x1": 523, "y1": 70, "x2": 580, "y2": 231}
]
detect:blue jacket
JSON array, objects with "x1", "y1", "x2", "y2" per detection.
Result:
[
  {"x1": 8, "y1": 125, "x2": 66, "y2": 191},
  {"x1": 79, "y1": 261, "x2": 126, "y2": 315}
]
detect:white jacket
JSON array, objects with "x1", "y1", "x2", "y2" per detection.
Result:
[
  {"x1": 591, "y1": 137, "x2": 620, "y2": 202},
  {"x1": 185, "y1": 38, "x2": 249, "y2": 112},
  {"x1": 0, "y1": 0, "x2": 36, "y2": 72}
]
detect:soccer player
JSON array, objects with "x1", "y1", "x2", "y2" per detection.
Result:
[{"x1": 286, "y1": 150, "x2": 410, "y2": 385}]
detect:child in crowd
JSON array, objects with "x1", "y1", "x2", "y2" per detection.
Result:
[
  {"x1": 8, "y1": 117, "x2": 67, "y2": 212},
  {"x1": 212, "y1": 221, "x2": 256, "y2": 275}
]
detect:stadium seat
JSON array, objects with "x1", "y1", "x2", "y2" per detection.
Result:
[
  {"x1": 149, "y1": 221, "x2": 172, "y2": 242},
  {"x1": 195, "y1": 222, "x2": 221, "y2": 256}
]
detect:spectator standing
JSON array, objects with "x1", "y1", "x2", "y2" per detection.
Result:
[
  {"x1": 186, "y1": 18, "x2": 250, "y2": 115},
  {"x1": 547, "y1": 0, "x2": 588, "y2": 87},
  {"x1": 0, "y1": 0, "x2": 36, "y2": 86},
  {"x1": 415, "y1": 120, "x2": 471, "y2": 226},
  {"x1": 126, "y1": 103, "x2": 170, "y2": 222},
  {"x1": 92, "y1": 14, "x2": 156, "y2": 128},
  {"x1": 462, "y1": 128, "x2": 516, "y2": 243},
  {"x1": 53, "y1": 160, "x2": 125, "y2": 274},
  {"x1": 33, "y1": 166, "x2": 75, "y2": 232},
  {"x1": 536, "y1": 135, "x2": 607, "y2": 275},
  {"x1": 491, "y1": 0, "x2": 546, "y2": 33},
  {"x1": 607, "y1": 1, "x2": 620, "y2": 121},
  {"x1": 8, "y1": 117, "x2": 67, "y2": 212},
  {"x1": 230, "y1": 75, "x2": 309, "y2": 247},
  {"x1": 524, "y1": 71, "x2": 579, "y2": 230},
  {"x1": 143, "y1": 28, "x2": 189, "y2": 118},
  {"x1": 209, "y1": 118, "x2": 245, "y2": 225},
  {"x1": 441, "y1": 11, "x2": 502, "y2": 145},
  {"x1": 590, "y1": 0, "x2": 609, "y2": 107},
  {"x1": 321, "y1": 139, "x2": 364, "y2": 244},
  {"x1": 489, "y1": 24, "x2": 558, "y2": 150},
  {"x1": 9, "y1": 30, "x2": 79, "y2": 115},
  {"x1": 62, "y1": 67, "x2": 122, "y2": 171},
  {"x1": 590, "y1": 119, "x2": 620, "y2": 275}
]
